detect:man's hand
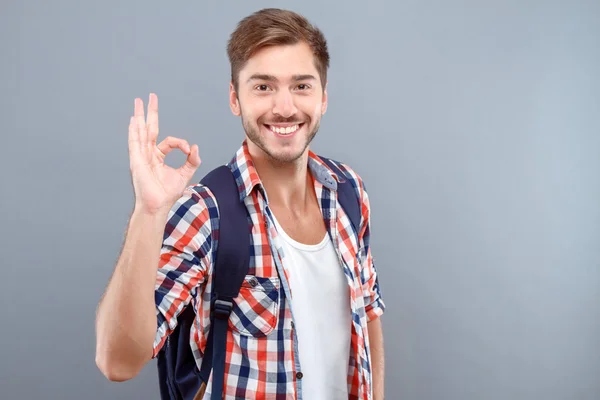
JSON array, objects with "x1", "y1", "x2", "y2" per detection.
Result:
[{"x1": 129, "y1": 93, "x2": 201, "y2": 215}]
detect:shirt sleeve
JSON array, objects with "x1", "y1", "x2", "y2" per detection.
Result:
[
  {"x1": 358, "y1": 181, "x2": 386, "y2": 322},
  {"x1": 151, "y1": 185, "x2": 215, "y2": 357}
]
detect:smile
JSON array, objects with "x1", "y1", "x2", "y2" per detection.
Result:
[{"x1": 264, "y1": 123, "x2": 304, "y2": 136}]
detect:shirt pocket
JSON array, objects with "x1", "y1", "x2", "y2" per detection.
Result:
[{"x1": 229, "y1": 275, "x2": 280, "y2": 337}]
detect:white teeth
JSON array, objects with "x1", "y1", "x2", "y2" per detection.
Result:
[{"x1": 269, "y1": 124, "x2": 300, "y2": 135}]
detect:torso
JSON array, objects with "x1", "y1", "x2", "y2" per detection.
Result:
[
  {"x1": 258, "y1": 168, "x2": 351, "y2": 398},
  {"x1": 270, "y1": 210, "x2": 351, "y2": 400}
]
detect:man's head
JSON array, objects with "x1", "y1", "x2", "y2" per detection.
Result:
[{"x1": 227, "y1": 8, "x2": 330, "y2": 164}]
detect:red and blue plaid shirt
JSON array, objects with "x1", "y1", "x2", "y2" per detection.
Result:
[{"x1": 152, "y1": 141, "x2": 385, "y2": 399}]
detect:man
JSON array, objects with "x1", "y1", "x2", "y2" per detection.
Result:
[{"x1": 95, "y1": 8, "x2": 385, "y2": 400}]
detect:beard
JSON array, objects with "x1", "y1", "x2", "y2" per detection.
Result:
[{"x1": 241, "y1": 109, "x2": 321, "y2": 165}]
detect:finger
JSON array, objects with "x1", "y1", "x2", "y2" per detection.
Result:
[
  {"x1": 180, "y1": 144, "x2": 202, "y2": 175},
  {"x1": 190, "y1": 144, "x2": 202, "y2": 167},
  {"x1": 134, "y1": 98, "x2": 148, "y2": 147},
  {"x1": 128, "y1": 116, "x2": 140, "y2": 159},
  {"x1": 147, "y1": 93, "x2": 159, "y2": 147},
  {"x1": 156, "y1": 137, "x2": 190, "y2": 158}
]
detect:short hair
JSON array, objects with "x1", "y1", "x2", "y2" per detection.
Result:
[{"x1": 227, "y1": 8, "x2": 330, "y2": 92}]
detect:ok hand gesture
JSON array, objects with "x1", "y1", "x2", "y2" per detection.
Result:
[{"x1": 128, "y1": 93, "x2": 201, "y2": 215}]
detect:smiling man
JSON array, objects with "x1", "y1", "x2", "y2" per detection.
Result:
[{"x1": 95, "y1": 8, "x2": 385, "y2": 400}]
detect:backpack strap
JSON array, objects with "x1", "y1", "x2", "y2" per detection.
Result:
[
  {"x1": 198, "y1": 165, "x2": 250, "y2": 400},
  {"x1": 318, "y1": 156, "x2": 362, "y2": 236}
]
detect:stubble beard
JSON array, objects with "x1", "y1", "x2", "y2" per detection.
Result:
[{"x1": 241, "y1": 110, "x2": 321, "y2": 165}]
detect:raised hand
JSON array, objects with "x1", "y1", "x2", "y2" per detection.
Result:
[{"x1": 128, "y1": 93, "x2": 201, "y2": 215}]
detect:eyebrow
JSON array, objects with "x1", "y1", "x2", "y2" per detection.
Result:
[{"x1": 246, "y1": 74, "x2": 317, "y2": 83}]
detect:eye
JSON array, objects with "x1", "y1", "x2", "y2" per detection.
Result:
[
  {"x1": 255, "y1": 84, "x2": 271, "y2": 91},
  {"x1": 296, "y1": 84, "x2": 311, "y2": 90}
]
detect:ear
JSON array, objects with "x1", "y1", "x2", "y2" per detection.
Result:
[
  {"x1": 229, "y1": 81, "x2": 241, "y2": 116},
  {"x1": 321, "y1": 81, "x2": 328, "y2": 115}
]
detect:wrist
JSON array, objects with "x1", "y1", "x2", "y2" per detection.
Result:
[
  {"x1": 133, "y1": 202, "x2": 171, "y2": 218},
  {"x1": 132, "y1": 204, "x2": 171, "y2": 222}
]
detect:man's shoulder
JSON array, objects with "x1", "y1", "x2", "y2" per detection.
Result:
[
  {"x1": 316, "y1": 156, "x2": 372, "y2": 232},
  {"x1": 318, "y1": 155, "x2": 367, "y2": 192},
  {"x1": 186, "y1": 183, "x2": 219, "y2": 204},
  {"x1": 166, "y1": 183, "x2": 219, "y2": 228}
]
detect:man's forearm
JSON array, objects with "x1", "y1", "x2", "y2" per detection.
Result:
[
  {"x1": 368, "y1": 318, "x2": 385, "y2": 400},
  {"x1": 95, "y1": 207, "x2": 168, "y2": 381}
]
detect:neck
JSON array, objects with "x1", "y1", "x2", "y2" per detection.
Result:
[{"x1": 248, "y1": 145, "x2": 312, "y2": 213}]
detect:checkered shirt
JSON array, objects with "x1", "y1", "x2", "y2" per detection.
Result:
[{"x1": 152, "y1": 141, "x2": 385, "y2": 399}]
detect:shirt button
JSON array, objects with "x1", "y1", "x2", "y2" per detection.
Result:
[
  {"x1": 296, "y1": 372, "x2": 303, "y2": 379},
  {"x1": 291, "y1": 321, "x2": 295, "y2": 329},
  {"x1": 249, "y1": 277, "x2": 258, "y2": 287}
]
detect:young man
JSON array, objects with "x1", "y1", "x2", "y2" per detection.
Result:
[{"x1": 95, "y1": 8, "x2": 385, "y2": 400}]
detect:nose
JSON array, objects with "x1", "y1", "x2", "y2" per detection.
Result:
[{"x1": 272, "y1": 90, "x2": 297, "y2": 118}]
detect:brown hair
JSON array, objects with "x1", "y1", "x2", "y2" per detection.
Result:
[{"x1": 227, "y1": 8, "x2": 330, "y2": 92}]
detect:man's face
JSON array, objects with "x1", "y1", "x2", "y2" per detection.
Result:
[{"x1": 229, "y1": 42, "x2": 328, "y2": 164}]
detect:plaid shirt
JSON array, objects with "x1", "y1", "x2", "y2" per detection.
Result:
[{"x1": 152, "y1": 141, "x2": 385, "y2": 399}]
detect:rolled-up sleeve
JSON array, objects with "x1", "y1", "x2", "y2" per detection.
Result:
[
  {"x1": 152, "y1": 185, "x2": 215, "y2": 357},
  {"x1": 361, "y1": 245, "x2": 385, "y2": 322},
  {"x1": 358, "y1": 182, "x2": 386, "y2": 322}
]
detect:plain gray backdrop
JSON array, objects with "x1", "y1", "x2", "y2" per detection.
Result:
[{"x1": 1, "y1": 1, "x2": 599, "y2": 399}]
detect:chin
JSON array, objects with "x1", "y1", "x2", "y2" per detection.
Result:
[
  {"x1": 267, "y1": 148, "x2": 306, "y2": 164},
  {"x1": 255, "y1": 138, "x2": 307, "y2": 164}
]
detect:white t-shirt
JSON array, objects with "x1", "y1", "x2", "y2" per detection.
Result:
[{"x1": 272, "y1": 214, "x2": 352, "y2": 400}]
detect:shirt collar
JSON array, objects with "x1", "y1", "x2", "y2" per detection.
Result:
[{"x1": 227, "y1": 140, "x2": 344, "y2": 203}]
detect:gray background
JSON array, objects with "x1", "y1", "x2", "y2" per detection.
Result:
[{"x1": 1, "y1": 0, "x2": 598, "y2": 399}]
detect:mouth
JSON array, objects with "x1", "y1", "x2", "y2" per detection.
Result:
[{"x1": 263, "y1": 123, "x2": 305, "y2": 138}]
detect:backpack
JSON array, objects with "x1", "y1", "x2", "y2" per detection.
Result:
[{"x1": 157, "y1": 156, "x2": 362, "y2": 400}]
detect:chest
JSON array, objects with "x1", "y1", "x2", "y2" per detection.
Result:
[{"x1": 269, "y1": 205, "x2": 328, "y2": 246}]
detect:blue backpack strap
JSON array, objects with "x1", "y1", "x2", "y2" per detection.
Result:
[
  {"x1": 198, "y1": 165, "x2": 250, "y2": 400},
  {"x1": 156, "y1": 165, "x2": 250, "y2": 400},
  {"x1": 318, "y1": 156, "x2": 362, "y2": 236}
]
